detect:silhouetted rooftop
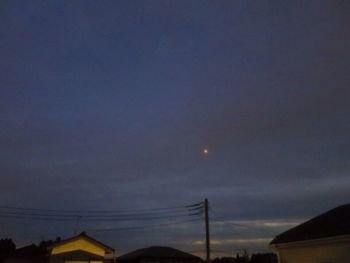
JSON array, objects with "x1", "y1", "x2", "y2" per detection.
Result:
[
  {"x1": 270, "y1": 204, "x2": 350, "y2": 244},
  {"x1": 15, "y1": 244, "x2": 43, "y2": 256},
  {"x1": 118, "y1": 246, "x2": 201, "y2": 261}
]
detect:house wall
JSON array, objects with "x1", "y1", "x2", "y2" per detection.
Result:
[
  {"x1": 51, "y1": 239, "x2": 105, "y2": 257},
  {"x1": 276, "y1": 241, "x2": 350, "y2": 263}
]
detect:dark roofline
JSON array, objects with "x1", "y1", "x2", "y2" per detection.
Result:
[
  {"x1": 48, "y1": 231, "x2": 114, "y2": 253},
  {"x1": 270, "y1": 204, "x2": 350, "y2": 245},
  {"x1": 118, "y1": 246, "x2": 201, "y2": 261}
]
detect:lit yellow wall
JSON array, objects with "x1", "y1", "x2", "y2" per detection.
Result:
[
  {"x1": 51, "y1": 238, "x2": 105, "y2": 256},
  {"x1": 277, "y1": 242, "x2": 350, "y2": 263}
]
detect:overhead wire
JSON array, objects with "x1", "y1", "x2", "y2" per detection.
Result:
[
  {"x1": 0, "y1": 213, "x2": 203, "y2": 221},
  {"x1": 0, "y1": 202, "x2": 202, "y2": 212},
  {"x1": 0, "y1": 202, "x2": 203, "y2": 214},
  {"x1": 88, "y1": 217, "x2": 202, "y2": 232},
  {"x1": 0, "y1": 202, "x2": 204, "y2": 222},
  {"x1": 0, "y1": 208, "x2": 202, "y2": 218}
]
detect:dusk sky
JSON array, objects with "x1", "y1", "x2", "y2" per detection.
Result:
[{"x1": 1, "y1": 0, "x2": 350, "y2": 258}]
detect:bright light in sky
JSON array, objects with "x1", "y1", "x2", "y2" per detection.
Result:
[{"x1": 203, "y1": 148, "x2": 209, "y2": 155}]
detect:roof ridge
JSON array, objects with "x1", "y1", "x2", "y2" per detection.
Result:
[{"x1": 48, "y1": 231, "x2": 114, "y2": 252}]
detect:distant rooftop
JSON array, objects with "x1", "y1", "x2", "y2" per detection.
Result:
[
  {"x1": 270, "y1": 204, "x2": 350, "y2": 244},
  {"x1": 118, "y1": 246, "x2": 201, "y2": 261},
  {"x1": 13, "y1": 244, "x2": 45, "y2": 258}
]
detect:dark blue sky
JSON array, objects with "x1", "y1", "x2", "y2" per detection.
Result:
[{"x1": 1, "y1": 0, "x2": 350, "y2": 257}]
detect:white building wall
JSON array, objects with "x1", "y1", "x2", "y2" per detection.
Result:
[{"x1": 272, "y1": 238, "x2": 350, "y2": 263}]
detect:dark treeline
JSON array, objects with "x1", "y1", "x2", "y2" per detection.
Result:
[
  {"x1": 0, "y1": 239, "x2": 16, "y2": 263},
  {"x1": 0, "y1": 237, "x2": 61, "y2": 263},
  {"x1": 212, "y1": 253, "x2": 277, "y2": 263}
]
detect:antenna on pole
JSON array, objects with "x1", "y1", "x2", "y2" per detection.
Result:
[{"x1": 204, "y1": 198, "x2": 210, "y2": 263}]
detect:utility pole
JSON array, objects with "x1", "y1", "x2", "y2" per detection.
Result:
[{"x1": 204, "y1": 198, "x2": 210, "y2": 263}]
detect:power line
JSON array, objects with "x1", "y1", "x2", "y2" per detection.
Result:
[
  {"x1": 0, "y1": 202, "x2": 203, "y2": 214},
  {"x1": 0, "y1": 212, "x2": 202, "y2": 222},
  {"x1": 88, "y1": 217, "x2": 202, "y2": 232},
  {"x1": 0, "y1": 202, "x2": 204, "y2": 222},
  {"x1": 0, "y1": 208, "x2": 202, "y2": 218},
  {"x1": 211, "y1": 219, "x2": 251, "y2": 229},
  {"x1": 209, "y1": 207, "x2": 252, "y2": 229}
]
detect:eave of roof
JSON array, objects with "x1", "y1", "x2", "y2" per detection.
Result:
[
  {"x1": 270, "y1": 204, "x2": 350, "y2": 245},
  {"x1": 270, "y1": 234, "x2": 350, "y2": 250}
]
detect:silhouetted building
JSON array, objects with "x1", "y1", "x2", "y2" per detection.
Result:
[
  {"x1": 212, "y1": 257, "x2": 237, "y2": 263},
  {"x1": 118, "y1": 246, "x2": 202, "y2": 263},
  {"x1": 0, "y1": 239, "x2": 16, "y2": 263},
  {"x1": 270, "y1": 204, "x2": 350, "y2": 263},
  {"x1": 250, "y1": 253, "x2": 277, "y2": 263},
  {"x1": 4, "y1": 243, "x2": 47, "y2": 263}
]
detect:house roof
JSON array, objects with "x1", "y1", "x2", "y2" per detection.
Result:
[
  {"x1": 48, "y1": 231, "x2": 114, "y2": 253},
  {"x1": 270, "y1": 204, "x2": 350, "y2": 245},
  {"x1": 118, "y1": 246, "x2": 201, "y2": 261}
]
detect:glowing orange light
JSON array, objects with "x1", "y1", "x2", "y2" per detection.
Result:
[{"x1": 203, "y1": 148, "x2": 209, "y2": 155}]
